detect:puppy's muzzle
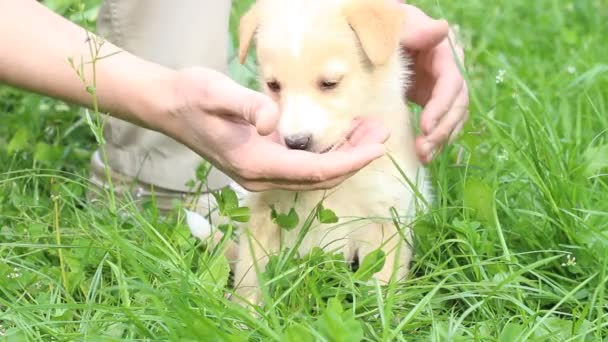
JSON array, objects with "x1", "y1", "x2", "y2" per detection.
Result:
[{"x1": 284, "y1": 133, "x2": 312, "y2": 150}]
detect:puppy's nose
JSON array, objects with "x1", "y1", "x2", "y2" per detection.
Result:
[{"x1": 284, "y1": 134, "x2": 312, "y2": 150}]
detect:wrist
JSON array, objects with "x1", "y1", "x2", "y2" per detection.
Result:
[
  {"x1": 126, "y1": 63, "x2": 177, "y2": 133},
  {"x1": 96, "y1": 48, "x2": 178, "y2": 134}
]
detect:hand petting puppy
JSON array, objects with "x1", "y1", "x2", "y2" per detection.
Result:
[{"x1": 397, "y1": 4, "x2": 469, "y2": 164}]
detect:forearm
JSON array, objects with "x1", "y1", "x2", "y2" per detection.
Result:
[{"x1": 0, "y1": 0, "x2": 173, "y2": 130}]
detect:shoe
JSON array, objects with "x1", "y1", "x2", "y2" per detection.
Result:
[
  {"x1": 86, "y1": 150, "x2": 247, "y2": 217},
  {"x1": 87, "y1": 150, "x2": 244, "y2": 261}
]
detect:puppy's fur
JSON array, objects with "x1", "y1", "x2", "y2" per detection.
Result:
[{"x1": 233, "y1": 0, "x2": 432, "y2": 305}]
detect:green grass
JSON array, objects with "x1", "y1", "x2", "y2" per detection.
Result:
[{"x1": 1, "y1": 0, "x2": 607, "y2": 340}]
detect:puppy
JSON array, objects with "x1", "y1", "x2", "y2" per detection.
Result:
[{"x1": 232, "y1": 0, "x2": 433, "y2": 306}]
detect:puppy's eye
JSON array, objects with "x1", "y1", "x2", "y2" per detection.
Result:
[
  {"x1": 319, "y1": 79, "x2": 340, "y2": 91},
  {"x1": 266, "y1": 80, "x2": 281, "y2": 92}
]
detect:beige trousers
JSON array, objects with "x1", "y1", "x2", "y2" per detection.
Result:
[{"x1": 95, "y1": 0, "x2": 233, "y2": 193}]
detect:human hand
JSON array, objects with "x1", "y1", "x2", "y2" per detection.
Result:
[
  {"x1": 398, "y1": 4, "x2": 469, "y2": 164},
  {"x1": 159, "y1": 68, "x2": 389, "y2": 192}
]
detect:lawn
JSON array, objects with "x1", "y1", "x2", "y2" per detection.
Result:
[{"x1": 1, "y1": 0, "x2": 607, "y2": 341}]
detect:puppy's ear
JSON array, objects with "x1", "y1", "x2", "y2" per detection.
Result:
[
  {"x1": 238, "y1": 3, "x2": 260, "y2": 64},
  {"x1": 344, "y1": 0, "x2": 405, "y2": 66}
]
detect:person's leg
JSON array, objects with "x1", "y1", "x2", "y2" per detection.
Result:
[{"x1": 89, "y1": 0, "x2": 235, "y2": 213}]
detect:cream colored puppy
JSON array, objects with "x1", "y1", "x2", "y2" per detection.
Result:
[{"x1": 233, "y1": 0, "x2": 433, "y2": 305}]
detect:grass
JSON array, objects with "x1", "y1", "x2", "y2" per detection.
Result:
[{"x1": 1, "y1": 0, "x2": 607, "y2": 340}]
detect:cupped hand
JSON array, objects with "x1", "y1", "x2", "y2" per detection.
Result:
[
  {"x1": 398, "y1": 4, "x2": 469, "y2": 164},
  {"x1": 162, "y1": 68, "x2": 389, "y2": 192}
]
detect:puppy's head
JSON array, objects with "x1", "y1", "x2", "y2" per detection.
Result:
[{"x1": 239, "y1": 0, "x2": 405, "y2": 153}]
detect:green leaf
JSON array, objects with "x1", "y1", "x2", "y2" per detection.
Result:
[
  {"x1": 7, "y1": 128, "x2": 30, "y2": 154},
  {"x1": 271, "y1": 206, "x2": 299, "y2": 231},
  {"x1": 535, "y1": 317, "x2": 578, "y2": 340},
  {"x1": 499, "y1": 323, "x2": 525, "y2": 342},
  {"x1": 33, "y1": 143, "x2": 64, "y2": 165},
  {"x1": 28, "y1": 223, "x2": 47, "y2": 240},
  {"x1": 185, "y1": 179, "x2": 196, "y2": 190},
  {"x1": 211, "y1": 191, "x2": 223, "y2": 211},
  {"x1": 314, "y1": 298, "x2": 363, "y2": 342},
  {"x1": 317, "y1": 205, "x2": 339, "y2": 224},
  {"x1": 83, "y1": 108, "x2": 105, "y2": 144},
  {"x1": 221, "y1": 187, "x2": 239, "y2": 213},
  {"x1": 463, "y1": 178, "x2": 495, "y2": 225},
  {"x1": 353, "y1": 249, "x2": 386, "y2": 282},
  {"x1": 195, "y1": 162, "x2": 211, "y2": 183},
  {"x1": 228, "y1": 206, "x2": 250, "y2": 223},
  {"x1": 284, "y1": 324, "x2": 315, "y2": 342},
  {"x1": 583, "y1": 144, "x2": 608, "y2": 176},
  {"x1": 199, "y1": 253, "x2": 231, "y2": 290}
]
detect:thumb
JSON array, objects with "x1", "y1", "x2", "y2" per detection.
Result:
[
  {"x1": 202, "y1": 70, "x2": 280, "y2": 136},
  {"x1": 249, "y1": 98, "x2": 281, "y2": 136},
  {"x1": 230, "y1": 86, "x2": 280, "y2": 136},
  {"x1": 400, "y1": 4, "x2": 449, "y2": 51}
]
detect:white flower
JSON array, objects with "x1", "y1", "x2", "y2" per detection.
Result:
[
  {"x1": 495, "y1": 69, "x2": 506, "y2": 84},
  {"x1": 0, "y1": 324, "x2": 6, "y2": 337},
  {"x1": 7, "y1": 267, "x2": 21, "y2": 279},
  {"x1": 561, "y1": 253, "x2": 577, "y2": 267},
  {"x1": 566, "y1": 66, "x2": 577, "y2": 74},
  {"x1": 497, "y1": 148, "x2": 509, "y2": 161}
]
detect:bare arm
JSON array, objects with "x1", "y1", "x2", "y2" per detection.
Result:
[{"x1": 0, "y1": 0, "x2": 171, "y2": 130}]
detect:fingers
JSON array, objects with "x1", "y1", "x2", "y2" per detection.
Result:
[
  {"x1": 399, "y1": 5, "x2": 469, "y2": 165},
  {"x1": 417, "y1": 85, "x2": 469, "y2": 163},
  {"x1": 448, "y1": 88, "x2": 469, "y2": 144},
  {"x1": 263, "y1": 143, "x2": 386, "y2": 182},
  {"x1": 420, "y1": 30, "x2": 467, "y2": 133},
  {"x1": 231, "y1": 141, "x2": 386, "y2": 191},
  {"x1": 448, "y1": 114, "x2": 467, "y2": 144},
  {"x1": 399, "y1": 4, "x2": 449, "y2": 51},
  {"x1": 199, "y1": 69, "x2": 280, "y2": 136},
  {"x1": 419, "y1": 68, "x2": 464, "y2": 135},
  {"x1": 236, "y1": 171, "x2": 357, "y2": 192},
  {"x1": 426, "y1": 86, "x2": 468, "y2": 145},
  {"x1": 415, "y1": 135, "x2": 434, "y2": 164}
]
